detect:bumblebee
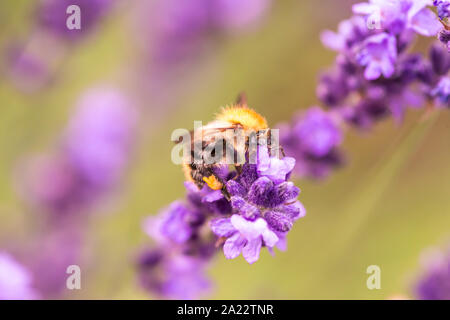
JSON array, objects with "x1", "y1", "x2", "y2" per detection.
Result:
[{"x1": 179, "y1": 94, "x2": 278, "y2": 192}]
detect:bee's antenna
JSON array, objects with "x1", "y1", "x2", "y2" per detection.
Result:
[{"x1": 235, "y1": 92, "x2": 248, "y2": 107}]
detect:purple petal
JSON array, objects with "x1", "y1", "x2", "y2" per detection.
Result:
[
  {"x1": 261, "y1": 226, "x2": 279, "y2": 247},
  {"x1": 320, "y1": 30, "x2": 345, "y2": 51},
  {"x1": 159, "y1": 201, "x2": 193, "y2": 244},
  {"x1": 264, "y1": 211, "x2": 294, "y2": 232},
  {"x1": 210, "y1": 218, "x2": 235, "y2": 237},
  {"x1": 248, "y1": 177, "x2": 274, "y2": 206},
  {"x1": 230, "y1": 215, "x2": 267, "y2": 240},
  {"x1": 275, "y1": 181, "x2": 300, "y2": 203},
  {"x1": 352, "y1": 2, "x2": 377, "y2": 15},
  {"x1": 223, "y1": 233, "x2": 246, "y2": 259},
  {"x1": 242, "y1": 238, "x2": 262, "y2": 264},
  {"x1": 237, "y1": 164, "x2": 258, "y2": 189},
  {"x1": 202, "y1": 189, "x2": 224, "y2": 203},
  {"x1": 257, "y1": 154, "x2": 296, "y2": 184},
  {"x1": 230, "y1": 197, "x2": 260, "y2": 219},
  {"x1": 284, "y1": 201, "x2": 306, "y2": 220},
  {"x1": 409, "y1": 8, "x2": 442, "y2": 36},
  {"x1": 364, "y1": 62, "x2": 382, "y2": 80},
  {"x1": 275, "y1": 233, "x2": 287, "y2": 251},
  {"x1": 225, "y1": 180, "x2": 247, "y2": 197}
]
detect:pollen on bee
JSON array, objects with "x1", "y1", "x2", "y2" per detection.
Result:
[
  {"x1": 202, "y1": 175, "x2": 223, "y2": 190},
  {"x1": 216, "y1": 105, "x2": 268, "y2": 131}
]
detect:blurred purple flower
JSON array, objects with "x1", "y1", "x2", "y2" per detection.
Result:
[
  {"x1": 26, "y1": 228, "x2": 82, "y2": 298},
  {"x1": 320, "y1": 16, "x2": 368, "y2": 52},
  {"x1": 37, "y1": 0, "x2": 113, "y2": 41},
  {"x1": 415, "y1": 247, "x2": 450, "y2": 300},
  {"x1": 438, "y1": 29, "x2": 450, "y2": 51},
  {"x1": 430, "y1": 43, "x2": 450, "y2": 75},
  {"x1": 279, "y1": 108, "x2": 344, "y2": 179},
  {"x1": 143, "y1": 0, "x2": 271, "y2": 67},
  {"x1": 356, "y1": 33, "x2": 397, "y2": 80},
  {"x1": 292, "y1": 108, "x2": 342, "y2": 157},
  {"x1": 64, "y1": 88, "x2": 137, "y2": 189},
  {"x1": 18, "y1": 87, "x2": 136, "y2": 216},
  {"x1": 6, "y1": 45, "x2": 50, "y2": 93},
  {"x1": 137, "y1": 250, "x2": 210, "y2": 299},
  {"x1": 185, "y1": 180, "x2": 232, "y2": 215},
  {"x1": 353, "y1": 0, "x2": 442, "y2": 36},
  {"x1": 316, "y1": 0, "x2": 447, "y2": 134},
  {"x1": 17, "y1": 154, "x2": 83, "y2": 215},
  {"x1": 431, "y1": 76, "x2": 450, "y2": 107},
  {"x1": 144, "y1": 201, "x2": 201, "y2": 245},
  {"x1": 0, "y1": 252, "x2": 39, "y2": 300},
  {"x1": 148, "y1": 0, "x2": 210, "y2": 64},
  {"x1": 213, "y1": 0, "x2": 271, "y2": 30}
]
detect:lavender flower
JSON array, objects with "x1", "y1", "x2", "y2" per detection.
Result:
[
  {"x1": 414, "y1": 247, "x2": 450, "y2": 300},
  {"x1": 438, "y1": 28, "x2": 450, "y2": 51},
  {"x1": 6, "y1": 45, "x2": 50, "y2": 93},
  {"x1": 16, "y1": 154, "x2": 82, "y2": 215},
  {"x1": 211, "y1": 215, "x2": 278, "y2": 264},
  {"x1": 5, "y1": 1, "x2": 115, "y2": 93},
  {"x1": 137, "y1": 250, "x2": 211, "y2": 300},
  {"x1": 279, "y1": 108, "x2": 344, "y2": 179},
  {"x1": 213, "y1": 0, "x2": 271, "y2": 30},
  {"x1": 434, "y1": 0, "x2": 450, "y2": 20},
  {"x1": 356, "y1": 33, "x2": 397, "y2": 80},
  {"x1": 144, "y1": 201, "x2": 203, "y2": 245},
  {"x1": 431, "y1": 76, "x2": 450, "y2": 106},
  {"x1": 142, "y1": 0, "x2": 272, "y2": 67},
  {"x1": 37, "y1": 0, "x2": 113, "y2": 41},
  {"x1": 353, "y1": 0, "x2": 442, "y2": 36},
  {"x1": 138, "y1": 114, "x2": 304, "y2": 298},
  {"x1": 283, "y1": 0, "x2": 447, "y2": 181},
  {"x1": 64, "y1": 88, "x2": 137, "y2": 189},
  {"x1": 25, "y1": 228, "x2": 82, "y2": 298},
  {"x1": 321, "y1": 4, "x2": 447, "y2": 120},
  {"x1": 205, "y1": 145, "x2": 305, "y2": 263},
  {"x1": 0, "y1": 252, "x2": 39, "y2": 300},
  {"x1": 320, "y1": 16, "x2": 368, "y2": 52},
  {"x1": 18, "y1": 87, "x2": 136, "y2": 216}
]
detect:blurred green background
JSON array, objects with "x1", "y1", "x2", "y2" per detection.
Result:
[{"x1": 0, "y1": 0, "x2": 449, "y2": 299}]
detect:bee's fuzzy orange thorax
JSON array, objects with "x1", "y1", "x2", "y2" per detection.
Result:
[{"x1": 216, "y1": 105, "x2": 268, "y2": 131}]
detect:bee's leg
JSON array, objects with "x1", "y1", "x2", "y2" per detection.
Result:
[
  {"x1": 280, "y1": 146, "x2": 286, "y2": 157},
  {"x1": 234, "y1": 164, "x2": 243, "y2": 180},
  {"x1": 268, "y1": 144, "x2": 285, "y2": 158},
  {"x1": 221, "y1": 185, "x2": 231, "y2": 201}
]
